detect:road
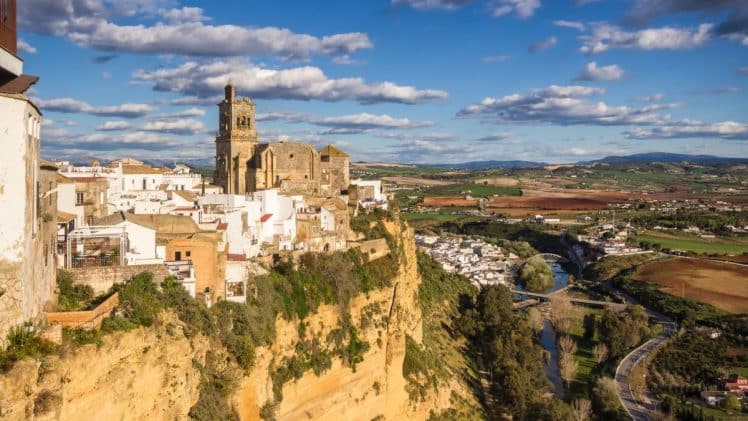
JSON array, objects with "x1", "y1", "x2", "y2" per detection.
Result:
[
  {"x1": 614, "y1": 322, "x2": 676, "y2": 420},
  {"x1": 510, "y1": 289, "x2": 628, "y2": 311}
]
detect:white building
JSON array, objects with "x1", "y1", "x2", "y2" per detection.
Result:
[{"x1": 0, "y1": 15, "x2": 57, "y2": 343}]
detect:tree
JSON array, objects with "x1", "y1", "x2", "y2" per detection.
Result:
[
  {"x1": 518, "y1": 255, "x2": 554, "y2": 292},
  {"x1": 526, "y1": 307, "x2": 544, "y2": 334},
  {"x1": 559, "y1": 354, "x2": 579, "y2": 390},
  {"x1": 571, "y1": 399, "x2": 592, "y2": 421},
  {"x1": 593, "y1": 377, "x2": 621, "y2": 414},
  {"x1": 558, "y1": 335, "x2": 578, "y2": 356},
  {"x1": 582, "y1": 313, "x2": 596, "y2": 341},
  {"x1": 550, "y1": 296, "x2": 576, "y2": 335},
  {"x1": 593, "y1": 343, "x2": 609, "y2": 364},
  {"x1": 723, "y1": 393, "x2": 741, "y2": 413}
]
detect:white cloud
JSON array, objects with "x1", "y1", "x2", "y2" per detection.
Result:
[
  {"x1": 154, "y1": 107, "x2": 206, "y2": 118},
  {"x1": 575, "y1": 62, "x2": 625, "y2": 81},
  {"x1": 624, "y1": 121, "x2": 748, "y2": 140},
  {"x1": 740, "y1": 67, "x2": 748, "y2": 74},
  {"x1": 492, "y1": 0, "x2": 541, "y2": 18},
  {"x1": 133, "y1": 60, "x2": 448, "y2": 105},
  {"x1": 457, "y1": 84, "x2": 674, "y2": 126},
  {"x1": 483, "y1": 54, "x2": 510, "y2": 63},
  {"x1": 553, "y1": 20, "x2": 586, "y2": 31},
  {"x1": 529, "y1": 36, "x2": 557, "y2": 52},
  {"x1": 20, "y1": 1, "x2": 371, "y2": 61},
  {"x1": 34, "y1": 97, "x2": 154, "y2": 118},
  {"x1": 474, "y1": 132, "x2": 515, "y2": 142},
  {"x1": 391, "y1": 0, "x2": 473, "y2": 11},
  {"x1": 579, "y1": 23, "x2": 712, "y2": 54},
  {"x1": 257, "y1": 111, "x2": 433, "y2": 134},
  {"x1": 636, "y1": 93, "x2": 665, "y2": 102},
  {"x1": 159, "y1": 7, "x2": 208, "y2": 23},
  {"x1": 97, "y1": 121, "x2": 132, "y2": 131},
  {"x1": 142, "y1": 119, "x2": 205, "y2": 135},
  {"x1": 17, "y1": 39, "x2": 37, "y2": 54}
]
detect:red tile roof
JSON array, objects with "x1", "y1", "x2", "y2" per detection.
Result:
[
  {"x1": 0, "y1": 75, "x2": 39, "y2": 95},
  {"x1": 227, "y1": 254, "x2": 246, "y2": 261},
  {"x1": 216, "y1": 223, "x2": 228, "y2": 231},
  {"x1": 260, "y1": 213, "x2": 273, "y2": 222}
]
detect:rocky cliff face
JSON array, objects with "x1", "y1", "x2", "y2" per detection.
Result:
[
  {"x1": 234, "y1": 219, "x2": 426, "y2": 420},
  {"x1": 0, "y1": 313, "x2": 209, "y2": 420},
  {"x1": 0, "y1": 219, "x2": 478, "y2": 420}
]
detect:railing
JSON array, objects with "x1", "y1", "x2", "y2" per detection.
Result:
[{"x1": 69, "y1": 252, "x2": 121, "y2": 268}]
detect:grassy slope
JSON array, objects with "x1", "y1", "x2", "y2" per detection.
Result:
[{"x1": 636, "y1": 232, "x2": 748, "y2": 255}]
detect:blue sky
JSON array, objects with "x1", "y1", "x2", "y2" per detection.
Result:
[{"x1": 18, "y1": 0, "x2": 748, "y2": 164}]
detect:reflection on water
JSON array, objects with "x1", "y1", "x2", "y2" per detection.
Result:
[{"x1": 540, "y1": 320, "x2": 564, "y2": 397}]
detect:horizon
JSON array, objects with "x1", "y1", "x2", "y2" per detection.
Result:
[{"x1": 18, "y1": 0, "x2": 748, "y2": 164}]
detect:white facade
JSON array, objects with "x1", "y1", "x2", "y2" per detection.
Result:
[{"x1": 0, "y1": 94, "x2": 56, "y2": 343}]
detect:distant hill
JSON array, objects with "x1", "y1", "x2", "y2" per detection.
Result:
[
  {"x1": 585, "y1": 152, "x2": 748, "y2": 165},
  {"x1": 423, "y1": 160, "x2": 546, "y2": 169}
]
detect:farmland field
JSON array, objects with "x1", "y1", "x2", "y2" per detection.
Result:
[
  {"x1": 636, "y1": 231, "x2": 748, "y2": 255},
  {"x1": 633, "y1": 258, "x2": 748, "y2": 314}
]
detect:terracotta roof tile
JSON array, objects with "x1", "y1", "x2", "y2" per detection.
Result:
[{"x1": 0, "y1": 75, "x2": 39, "y2": 95}]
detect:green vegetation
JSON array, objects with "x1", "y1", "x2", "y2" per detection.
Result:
[
  {"x1": 440, "y1": 220, "x2": 565, "y2": 256},
  {"x1": 518, "y1": 255, "x2": 554, "y2": 292},
  {"x1": 56, "y1": 270, "x2": 96, "y2": 311},
  {"x1": 404, "y1": 253, "x2": 483, "y2": 417},
  {"x1": 626, "y1": 209, "x2": 748, "y2": 237},
  {"x1": 402, "y1": 212, "x2": 463, "y2": 223},
  {"x1": 0, "y1": 323, "x2": 58, "y2": 372},
  {"x1": 189, "y1": 352, "x2": 239, "y2": 421},
  {"x1": 422, "y1": 182, "x2": 522, "y2": 198},
  {"x1": 636, "y1": 232, "x2": 748, "y2": 255},
  {"x1": 583, "y1": 254, "x2": 654, "y2": 283}
]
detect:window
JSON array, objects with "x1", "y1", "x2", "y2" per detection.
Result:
[
  {"x1": 185, "y1": 251, "x2": 191, "y2": 257},
  {"x1": 76, "y1": 192, "x2": 84, "y2": 205},
  {"x1": 175, "y1": 251, "x2": 182, "y2": 261}
]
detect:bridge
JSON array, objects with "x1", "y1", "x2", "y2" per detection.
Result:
[
  {"x1": 511, "y1": 289, "x2": 627, "y2": 311},
  {"x1": 535, "y1": 253, "x2": 569, "y2": 262}
]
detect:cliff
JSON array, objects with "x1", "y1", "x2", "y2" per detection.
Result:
[{"x1": 0, "y1": 218, "x2": 481, "y2": 420}]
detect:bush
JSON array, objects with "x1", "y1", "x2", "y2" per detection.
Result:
[
  {"x1": 0, "y1": 323, "x2": 57, "y2": 372},
  {"x1": 56, "y1": 270, "x2": 94, "y2": 311},
  {"x1": 62, "y1": 328, "x2": 103, "y2": 348},
  {"x1": 189, "y1": 353, "x2": 238, "y2": 421}
]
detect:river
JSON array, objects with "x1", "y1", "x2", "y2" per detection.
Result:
[{"x1": 533, "y1": 261, "x2": 571, "y2": 397}]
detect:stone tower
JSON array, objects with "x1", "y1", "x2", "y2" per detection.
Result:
[{"x1": 214, "y1": 84, "x2": 258, "y2": 194}]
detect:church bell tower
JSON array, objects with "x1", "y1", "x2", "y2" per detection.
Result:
[{"x1": 214, "y1": 84, "x2": 258, "y2": 194}]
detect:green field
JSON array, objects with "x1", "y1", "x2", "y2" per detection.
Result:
[
  {"x1": 402, "y1": 212, "x2": 463, "y2": 222},
  {"x1": 423, "y1": 182, "x2": 522, "y2": 198},
  {"x1": 636, "y1": 232, "x2": 748, "y2": 255}
]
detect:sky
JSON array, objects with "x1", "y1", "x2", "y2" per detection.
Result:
[{"x1": 18, "y1": 0, "x2": 748, "y2": 164}]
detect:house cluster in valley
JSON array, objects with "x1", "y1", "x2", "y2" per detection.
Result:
[{"x1": 0, "y1": 5, "x2": 389, "y2": 343}]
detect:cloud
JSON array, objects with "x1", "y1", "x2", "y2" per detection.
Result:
[
  {"x1": 96, "y1": 121, "x2": 132, "y2": 131},
  {"x1": 579, "y1": 23, "x2": 712, "y2": 54},
  {"x1": 34, "y1": 97, "x2": 154, "y2": 118},
  {"x1": 141, "y1": 119, "x2": 205, "y2": 135},
  {"x1": 741, "y1": 67, "x2": 748, "y2": 74},
  {"x1": 377, "y1": 132, "x2": 458, "y2": 142},
  {"x1": 636, "y1": 93, "x2": 665, "y2": 102},
  {"x1": 483, "y1": 54, "x2": 510, "y2": 63},
  {"x1": 391, "y1": 0, "x2": 473, "y2": 11},
  {"x1": 624, "y1": 121, "x2": 748, "y2": 140},
  {"x1": 474, "y1": 131, "x2": 514, "y2": 142},
  {"x1": 159, "y1": 7, "x2": 209, "y2": 23},
  {"x1": 91, "y1": 54, "x2": 118, "y2": 63},
  {"x1": 315, "y1": 113, "x2": 432, "y2": 131},
  {"x1": 625, "y1": 0, "x2": 743, "y2": 26},
  {"x1": 529, "y1": 36, "x2": 557, "y2": 52},
  {"x1": 492, "y1": 0, "x2": 541, "y2": 18},
  {"x1": 256, "y1": 111, "x2": 433, "y2": 134},
  {"x1": 457, "y1": 84, "x2": 675, "y2": 126},
  {"x1": 132, "y1": 60, "x2": 448, "y2": 105},
  {"x1": 573, "y1": 0, "x2": 600, "y2": 5},
  {"x1": 687, "y1": 87, "x2": 740, "y2": 95},
  {"x1": 154, "y1": 107, "x2": 206, "y2": 118},
  {"x1": 574, "y1": 62, "x2": 625, "y2": 81},
  {"x1": 17, "y1": 39, "x2": 37, "y2": 54},
  {"x1": 553, "y1": 20, "x2": 586, "y2": 31},
  {"x1": 19, "y1": 1, "x2": 372, "y2": 61}
]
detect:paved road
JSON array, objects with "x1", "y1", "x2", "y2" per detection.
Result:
[{"x1": 614, "y1": 323, "x2": 676, "y2": 420}]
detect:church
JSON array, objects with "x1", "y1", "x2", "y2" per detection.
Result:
[{"x1": 214, "y1": 84, "x2": 349, "y2": 196}]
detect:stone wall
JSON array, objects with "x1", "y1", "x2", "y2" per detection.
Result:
[
  {"x1": 46, "y1": 292, "x2": 120, "y2": 330},
  {"x1": 68, "y1": 264, "x2": 170, "y2": 295},
  {"x1": 349, "y1": 238, "x2": 390, "y2": 261}
]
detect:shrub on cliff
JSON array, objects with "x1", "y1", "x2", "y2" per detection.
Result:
[{"x1": 56, "y1": 270, "x2": 94, "y2": 311}]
